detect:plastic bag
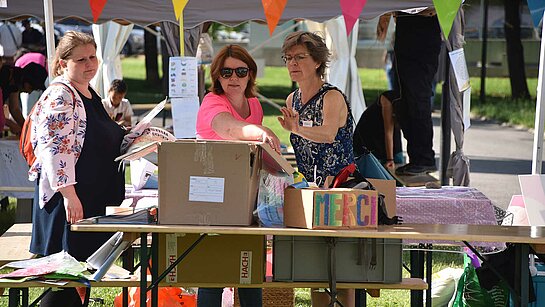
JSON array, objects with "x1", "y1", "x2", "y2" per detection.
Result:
[
  {"x1": 254, "y1": 170, "x2": 293, "y2": 227},
  {"x1": 453, "y1": 255, "x2": 508, "y2": 307},
  {"x1": 113, "y1": 287, "x2": 196, "y2": 307}
]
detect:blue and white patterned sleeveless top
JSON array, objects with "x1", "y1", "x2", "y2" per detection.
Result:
[{"x1": 290, "y1": 83, "x2": 355, "y2": 185}]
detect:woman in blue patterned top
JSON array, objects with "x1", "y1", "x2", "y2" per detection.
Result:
[
  {"x1": 278, "y1": 31, "x2": 354, "y2": 186},
  {"x1": 277, "y1": 30, "x2": 356, "y2": 307}
]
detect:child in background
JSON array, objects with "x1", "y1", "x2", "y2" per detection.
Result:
[{"x1": 102, "y1": 79, "x2": 134, "y2": 127}]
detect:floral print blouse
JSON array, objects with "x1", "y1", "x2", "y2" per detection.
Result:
[{"x1": 28, "y1": 76, "x2": 86, "y2": 209}]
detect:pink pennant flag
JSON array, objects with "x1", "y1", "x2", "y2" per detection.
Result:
[
  {"x1": 340, "y1": 0, "x2": 367, "y2": 35},
  {"x1": 89, "y1": 0, "x2": 108, "y2": 23},
  {"x1": 262, "y1": 0, "x2": 288, "y2": 36}
]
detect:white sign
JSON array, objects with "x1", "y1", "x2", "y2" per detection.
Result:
[
  {"x1": 448, "y1": 48, "x2": 470, "y2": 92},
  {"x1": 171, "y1": 97, "x2": 199, "y2": 138},
  {"x1": 463, "y1": 87, "x2": 471, "y2": 131},
  {"x1": 0, "y1": 0, "x2": 7, "y2": 8},
  {"x1": 239, "y1": 251, "x2": 252, "y2": 284},
  {"x1": 188, "y1": 176, "x2": 225, "y2": 203},
  {"x1": 169, "y1": 56, "x2": 198, "y2": 98}
]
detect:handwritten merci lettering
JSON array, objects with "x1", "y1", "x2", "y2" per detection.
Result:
[{"x1": 313, "y1": 192, "x2": 378, "y2": 227}]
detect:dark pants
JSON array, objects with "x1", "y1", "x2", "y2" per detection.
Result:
[
  {"x1": 40, "y1": 288, "x2": 82, "y2": 307},
  {"x1": 198, "y1": 288, "x2": 262, "y2": 307},
  {"x1": 394, "y1": 14, "x2": 441, "y2": 166}
]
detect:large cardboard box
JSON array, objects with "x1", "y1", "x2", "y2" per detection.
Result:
[
  {"x1": 158, "y1": 233, "x2": 265, "y2": 284},
  {"x1": 283, "y1": 179, "x2": 396, "y2": 229},
  {"x1": 158, "y1": 140, "x2": 294, "y2": 226}
]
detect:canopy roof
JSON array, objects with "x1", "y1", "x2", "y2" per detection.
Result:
[{"x1": 1, "y1": 0, "x2": 433, "y2": 28}]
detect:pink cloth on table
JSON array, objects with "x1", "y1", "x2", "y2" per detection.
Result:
[
  {"x1": 14, "y1": 52, "x2": 47, "y2": 71},
  {"x1": 396, "y1": 186, "x2": 501, "y2": 248},
  {"x1": 196, "y1": 92, "x2": 263, "y2": 140}
]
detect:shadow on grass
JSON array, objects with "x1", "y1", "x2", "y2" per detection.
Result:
[{"x1": 123, "y1": 78, "x2": 165, "y2": 104}]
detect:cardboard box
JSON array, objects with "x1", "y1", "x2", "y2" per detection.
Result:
[
  {"x1": 283, "y1": 188, "x2": 378, "y2": 229},
  {"x1": 283, "y1": 179, "x2": 396, "y2": 229},
  {"x1": 158, "y1": 140, "x2": 294, "y2": 226},
  {"x1": 158, "y1": 233, "x2": 265, "y2": 284}
]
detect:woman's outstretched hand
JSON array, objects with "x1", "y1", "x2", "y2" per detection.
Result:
[
  {"x1": 261, "y1": 127, "x2": 281, "y2": 153},
  {"x1": 278, "y1": 107, "x2": 300, "y2": 133}
]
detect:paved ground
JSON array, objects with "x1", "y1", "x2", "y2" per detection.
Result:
[
  {"x1": 140, "y1": 108, "x2": 538, "y2": 210},
  {"x1": 431, "y1": 112, "x2": 537, "y2": 209}
]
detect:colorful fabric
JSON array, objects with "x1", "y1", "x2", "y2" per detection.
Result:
[
  {"x1": 196, "y1": 92, "x2": 263, "y2": 139},
  {"x1": 28, "y1": 76, "x2": 86, "y2": 209},
  {"x1": 290, "y1": 83, "x2": 354, "y2": 184}
]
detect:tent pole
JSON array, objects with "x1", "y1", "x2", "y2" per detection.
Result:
[
  {"x1": 440, "y1": 50, "x2": 451, "y2": 186},
  {"x1": 479, "y1": 0, "x2": 489, "y2": 104},
  {"x1": 43, "y1": 0, "x2": 55, "y2": 79},
  {"x1": 531, "y1": 11, "x2": 545, "y2": 174}
]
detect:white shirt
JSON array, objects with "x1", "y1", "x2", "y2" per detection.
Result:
[
  {"x1": 101, "y1": 97, "x2": 134, "y2": 122},
  {"x1": 0, "y1": 22, "x2": 22, "y2": 57}
]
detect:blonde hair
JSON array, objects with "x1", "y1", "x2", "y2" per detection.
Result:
[{"x1": 52, "y1": 31, "x2": 96, "y2": 77}]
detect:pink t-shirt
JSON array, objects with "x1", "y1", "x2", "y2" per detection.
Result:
[
  {"x1": 196, "y1": 92, "x2": 263, "y2": 140},
  {"x1": 15, "y1": 53, "x2": 47, "y2": 71}
]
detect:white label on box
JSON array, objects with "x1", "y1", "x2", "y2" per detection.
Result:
[
  {"x1": 240, "y1": 251, "x2": 252, "y2": 284},
  {"x1": 189, "y1": 176, "x2": 225, "y2": 203},
  {"x1": 165, "y1": 234, "x2": 178, "y2": 283}
]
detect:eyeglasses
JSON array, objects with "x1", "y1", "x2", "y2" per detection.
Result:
[
  {"x1": 281, "y1": 53, "x2": 310, "y2": 64},
  {"x1": 220, "y1": 67, "x2": 250, "y2": 78}
]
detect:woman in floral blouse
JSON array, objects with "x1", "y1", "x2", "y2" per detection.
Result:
[{"x1": 29, "y1": 31, "x2": 125, "y2": 306}]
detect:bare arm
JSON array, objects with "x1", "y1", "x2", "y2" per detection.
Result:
[
  {"x1": 58, "y1": 185, "x2": 84, "y2": 224},
  {"x1": 8, "y1": 91, "x2": 25, "y2": 127},
  {"x1": 380, "y1": 95, "x2": 395, "y2": 170},
  {"x1": 278, "y1": 90, "x2": 347, "y2": 143},
  {"x1": 211, "y1": 112, "x2": 281, "y2": 152}
]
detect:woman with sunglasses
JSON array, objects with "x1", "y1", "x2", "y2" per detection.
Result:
[
  {"x1": 196, "y1": 44, "x2": 280, "y2": 154},
  {"x1": 277, "y1": 31, "x2": 355, "y2": 307},
  {"x1": 196, "y1": 44, "x2": 278, "y2": 307}
]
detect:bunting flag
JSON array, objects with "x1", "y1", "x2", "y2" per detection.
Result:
[
  {"x1": 433, "y1": 0, "x2": 462, "y2": 40},
  {"x1": 89, "y1": 0, "x2": 108, "y2": 23},
  {"x1": 528, "y1": 0, "x2": 545, "y2": 28},
  {"x1": 262, "y1": 0, "x2": 288, "y2": 36},
  {"x1": 339, "y1": 0, "x2": 366, "y2": 35},
  {"x1": 172, "y1": 0, "x2": 189, "y2": 56},
  {"x1": 172, "y1": 0, "x2": 189, "y2": 21}
]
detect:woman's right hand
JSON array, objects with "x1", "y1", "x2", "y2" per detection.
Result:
[
  {"x1": 59, "y1": 186, "x2": 84, "y2": 224},
  {"x1": 260, "y1": 127, "x2": 281, "y2": 153}
]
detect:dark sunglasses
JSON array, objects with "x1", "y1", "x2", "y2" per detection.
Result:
[{"x1": 220, "y1": 67, "x2": 250, "y2": 78}]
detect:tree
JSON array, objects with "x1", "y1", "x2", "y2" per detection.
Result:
[
  {"x1": 145, "y1": 25, "x2": 160, "y2": 86},
  {"x1": 504, "y1": 0, "x2": 531, "y2": 99}
]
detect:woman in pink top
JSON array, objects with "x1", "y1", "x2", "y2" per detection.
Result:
[
  {"x1": 196, "y1": 44, "x2": 280, "y2": 153},
  {"x1": 196, "y1": 45, "x2": 279, "y2": 307}
]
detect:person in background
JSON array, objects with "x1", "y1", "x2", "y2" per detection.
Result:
[
  {"x1": 353, "y1": 90, "x2": 403, "y2": 173},
  {"x1": 0, "y1": 21, "x2": 22, "y2": 66},
  {"x1": 195, "y1": 44, "x2": 281, "y2": 307},
  {"x1": 14, "y1": 49, "x2": 48, "y2": 117},
  {"x1": 29, "y1": 31, "x2": 125, "y2": 306},
  {"x1": 0, "y1": 62, "x2": 47, "y2": 134},
  {"x1": 21, "y1": 19, "x2": 44, "y2": 52},
  {"x1": 277, "y1": 31, "x2": 354, "y2": 307},
  {"x1": 102, "y1": 79, "x2": 133, "y2": 127}
]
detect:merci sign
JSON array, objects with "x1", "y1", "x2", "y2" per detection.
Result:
[{"x1": 313, "y1": 190, "x2": 378, "y2": 228}]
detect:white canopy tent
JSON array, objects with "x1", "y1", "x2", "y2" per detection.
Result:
[{"x1": 91, "y1": 21, "x2": 133, "y2": 97}]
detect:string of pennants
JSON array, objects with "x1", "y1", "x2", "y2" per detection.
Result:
[{"x1": 89, "y1": 0, "x2": 466, "y2": 46}]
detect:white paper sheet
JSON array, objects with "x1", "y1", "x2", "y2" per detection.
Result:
[
  {"x1": 0, "y1": 0, "x2": 7, "y2": 8},
  {"x1": 171, "y1": 97, "x2": 199, "y2": 138},
  {"x1": 169, "y1": 56, "x2": 198, "y2": 98},
  {"x1": 448, "y1": 48, "x2": 470, "y2": 92},
  {"x1": 463, "y1": 87, "x2": 471, "y2": 131},
  {"x1": 189, "y1": 176, "x2": 225, "y2": 203}
]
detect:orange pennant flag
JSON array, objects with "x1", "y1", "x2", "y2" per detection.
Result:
[
  {"x1": 262, "y1": 0, "x2": 288, "y2": 36},
  {"x1": 89, "y1": 0, "x2": 108, "y2": 23},
  {"x1": 339, "y1": 0, "x2": 367, "y2": 35},
  {"x1": 172, "y1": 0, "x2": 189, "y2": 21}
]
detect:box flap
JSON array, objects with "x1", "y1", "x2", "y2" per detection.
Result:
[
  {"x1": 260, "y1": 143, "x2": 296, "y2": 174},
  {"x1": 115, "y1": 141, "x2": 159, "y2": 162}
]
